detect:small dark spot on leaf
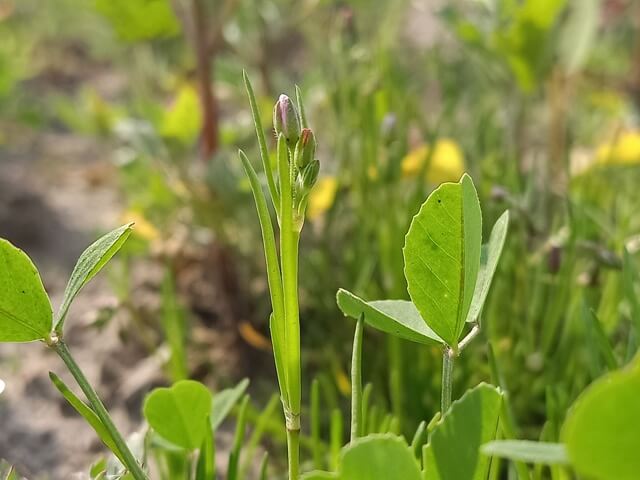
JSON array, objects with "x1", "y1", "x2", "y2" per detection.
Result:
[
  {"x1": 21, "y1": 290, "x2": 25, "y2": 294},
  {"x1": 437, "y1": 199, "x2": 442, "y2": 204}
]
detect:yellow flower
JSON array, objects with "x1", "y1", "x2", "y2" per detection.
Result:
[
  {"x1": 595, "y1": 130, "x2": 640, "y2": 166},
  {"x1": 307, "y1": 176, "x2": 338, "y2": 220},
  {"x1": 121, "y1": 210, "x2": 159, "y2": 241},
  {"x1": 401, "y1": 139, "x2": 465, "y2": 184}
]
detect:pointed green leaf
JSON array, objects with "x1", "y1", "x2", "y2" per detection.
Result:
[
  {"x1": 481, "y1": 440, "x2": 568, "y2": 465},
  {"x1": 143, "y1": 380, "x2": 212, "y2": 450},
  {"x1": 404, "y1": 174, "x2": 482, "y2": 347},
  {"x1": 49, "y1": 372, "x2": 126, "y2": 465},
  {"x1": 466, "y1": 210, "x2": 509, "y2": 323},
  {"x1": 0, "y1": 239, "x2": 52, "y2": 342},
  {"x1": 55, "y1": 223, "x2": 133, "y2": 333},
  {"x1": 195, "y1": 416, "x2": 215, "y2": 480},
  {"x1": 424, "y1": 383, "x2": 502, "y2": 480},
  {"x1": 211, "y1": 378, "x2": 250, "y2": 431},
  {"x1": 562, "y1": 355, "x2": 640, "y2": 480},
  {"x1": 336, "y1": 289, "x2": 443, "y2": 345}
]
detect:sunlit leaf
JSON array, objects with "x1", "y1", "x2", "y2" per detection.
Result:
[
  {"x1": 403, "y1": 174, "x2": 482, "y2": 347},
  {"x1": 94, "y1": 0, "x2": 181, "y2": 42}
]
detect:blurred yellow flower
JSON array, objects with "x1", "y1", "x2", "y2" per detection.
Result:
[
  {"x1": 161, "y1": 84, "x2": 202, "y2": 144},
  {"x1": 122, "y1": 210, "x2": 159, "y2": 241},
  {"x1": 401, "y1": 139, "x2": 465, "y2": 184},
  {"x1": 239, "y1": 321, "x2": 272, "y2": 352},
  {"x1": 334, "y1": 366, "x2": 351, "y2": 396},
  {"x1": 307, "y1": 176, "x2": 338, "y2": 220},
  {"x1": 595, "y1": 130, "x2": 640, "y2": 166}
]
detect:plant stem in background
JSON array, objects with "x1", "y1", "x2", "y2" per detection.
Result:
[
  {"x1": 350, "y1": 315, "x2": 364, "y2": 442},
  {"x1": 441, "y1": 347, "x2": 455, "y2": 414},
  {"x1": 52, "y1": 341, "x2": 147, "y2": 480}
]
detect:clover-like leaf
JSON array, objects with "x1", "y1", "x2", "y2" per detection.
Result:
[
  {"x1": 424, "y1": 383, "x2": 502, "y2": 480},
  {"x1": 404, "y1": 174, "x2": 482, "y2": 348},
  {"x1": 55, "y1": 223, "x2": 133, "y2": 333},
  {"x1": 336, "y1": 289, "x2": 443, "y2": 345},
  {"x1": 562, "y1": 355, "x2": 640, "y2": 480},
  {"x1": 143, "y1": 380, "x2": 213, "y2": 450},
  {"x1": 466, "y1": 210, "x2": 509, "y2": 323},
  {"x1": 0, "y1": 239, "x2": 52, "y2": 342}
]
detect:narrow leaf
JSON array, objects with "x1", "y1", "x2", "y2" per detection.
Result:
[
  {"x1": 482, "y1": 440, "x2": 568, "y2": 465},
  {"x1": 211, "y1": 378, "x2": 250, "y2": 430},
  {"x1": 0, "y1": 239, "x2": 52, "y2": 342},
  {"x1": 195, "y1": 416, "x2": 215, "y2": 480},
  {"x1": 336, "y1": 289, "x2": 444, "y2": 345},
  {"x1": 466, "y1": 210, "x2": 509, "y2": 323},
  {"x1": 404, "y1": 174, "x2": 482, "y2": 347},
  {"x1": 55, "y1": 223, "x2": 133, "y2": 333},
  {"x1": 49, "y1": 372, "x2": 126, "y2": 465}
]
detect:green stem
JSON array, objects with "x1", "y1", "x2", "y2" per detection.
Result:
[
  {"x1": 287, "y1": 428, "x2": 300, "y2": 480},
  {"x1": 350, "y1": 315, "x2": 364, "y2": 442},
  {"x1": 53, "y1": 341, "x2": 147, "y2": 480},
  {"x1": 441, "y1": 347, "x2": 454, "y2": 414}
]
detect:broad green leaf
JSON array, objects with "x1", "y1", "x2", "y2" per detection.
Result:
[
  {"x1": 336, "y1": 289, "x2": 444, "y2": 345},
  {"x1": 94, "y1": 0, "x2": 181, "y2": 42},
  {"x1": 562, "y1": 355, "x2": 640, "y2": 480},
  {"x1": 0, "y1": 239, "x2": 52, "y2": 342},
  {"x1": 211, "y1": 378, "x2": 250, "y2": 431},
  {"x1": 424, "y1": 383, "x2": 502, "y2": 480},
  {"x1": 143, "y1": 380, "x2": 212, "y2": 450},
  {"x1": 481, "y1": 440, "x2": 568, "y2": 465},
  {"x1": 55, "y1": 223, "x2": 133, "y2": 333},
  {"x1": 49, "y1": 372, "x2": 126, "y2": 465},
  {"x1": 466, "y1": 210, "x2": 509, "y2": 323},
  {"x1": 341, "y1": 434, "x2": 421, "y2": 480},
  {"x1": 404, "y1": 174, "x2": 482, "y2": 347},
  {"x1": 301, "y1": 435, "x2": 421, "y2": 480}
]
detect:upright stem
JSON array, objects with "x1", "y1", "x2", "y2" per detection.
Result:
[
  {"x1": 53, "y1": 341, "x2": 147, "y2": 480},
  {"x1": 350, "y1": 315, "x2": 364, "y2": 442},
  {"x1": 441, "y1": 347, "x2": 455, "y2": 414},
  {"x1": 287, "y1": 428, "x2": 300, "y2": 480}
]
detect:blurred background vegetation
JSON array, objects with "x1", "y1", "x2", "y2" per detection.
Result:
[{"x1": 1, "y1": 0, "x2": 639, "y2": 477}]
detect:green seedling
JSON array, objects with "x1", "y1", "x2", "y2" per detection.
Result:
[
  {"x1": 0, "y1": 225, "x2": 147, "y2": 480},
  {"x1": 338, "y1": 174, "x2": 509, "y2": 413},
  {"x1": 240, "y1": 72, "x2": 319, "y2": 480}
]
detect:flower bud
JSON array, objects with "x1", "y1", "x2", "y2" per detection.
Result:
[
  {"x1": 273, "y1": 94, "x2": 300, "y2": 144},
  {"x1": 294, "y1": 128, "x2": 316, "y2": 169},
  {"x1": 300, "y1": 159, "x2": 320, "y2": 190}
]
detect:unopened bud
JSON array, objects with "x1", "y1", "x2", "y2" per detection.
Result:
[
  {"x1": 273, "y1": 94, "x2": 300, "y2": 144},
  {"x1": 294, "y1": 128, "x2": 316, "y2": 169},
  {"x1": 300, "y1": 160, "x2": 320, "y2": 190}
]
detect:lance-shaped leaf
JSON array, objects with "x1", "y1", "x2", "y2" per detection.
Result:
[
  {"x1": 424, "y1": 383, "x2": 502, "y2": 480},
  {"x1": 336, "y1": 289, "x2": 443, "y2": 345},
  {"x1": 466, "y1": 210, "x2": 509, "y2": 323},
  {"x1": 49, "y1": 372, "x2": 126, "y2": 465},
  {"x1": 0, "y1": 239, "x2": 52, "y2": 342},
  {"x1": 210, "y1": 378, "x2": 250, "y2": 431},
  {"x1": 143, "y1": 380, "x2": 213, "y2": 450},
  {"x1": 481, "y1": 440, "x2": 568, "y2": 465},
  {"x1": 404, "y1": 174, "x2": 482, "y2": 347},
  {"x1": 562, "y1": 355, "x2": 640, "y2": 480},
  {"x1": 55, "y1": 223, "x2": 133, "y2": 333}
]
